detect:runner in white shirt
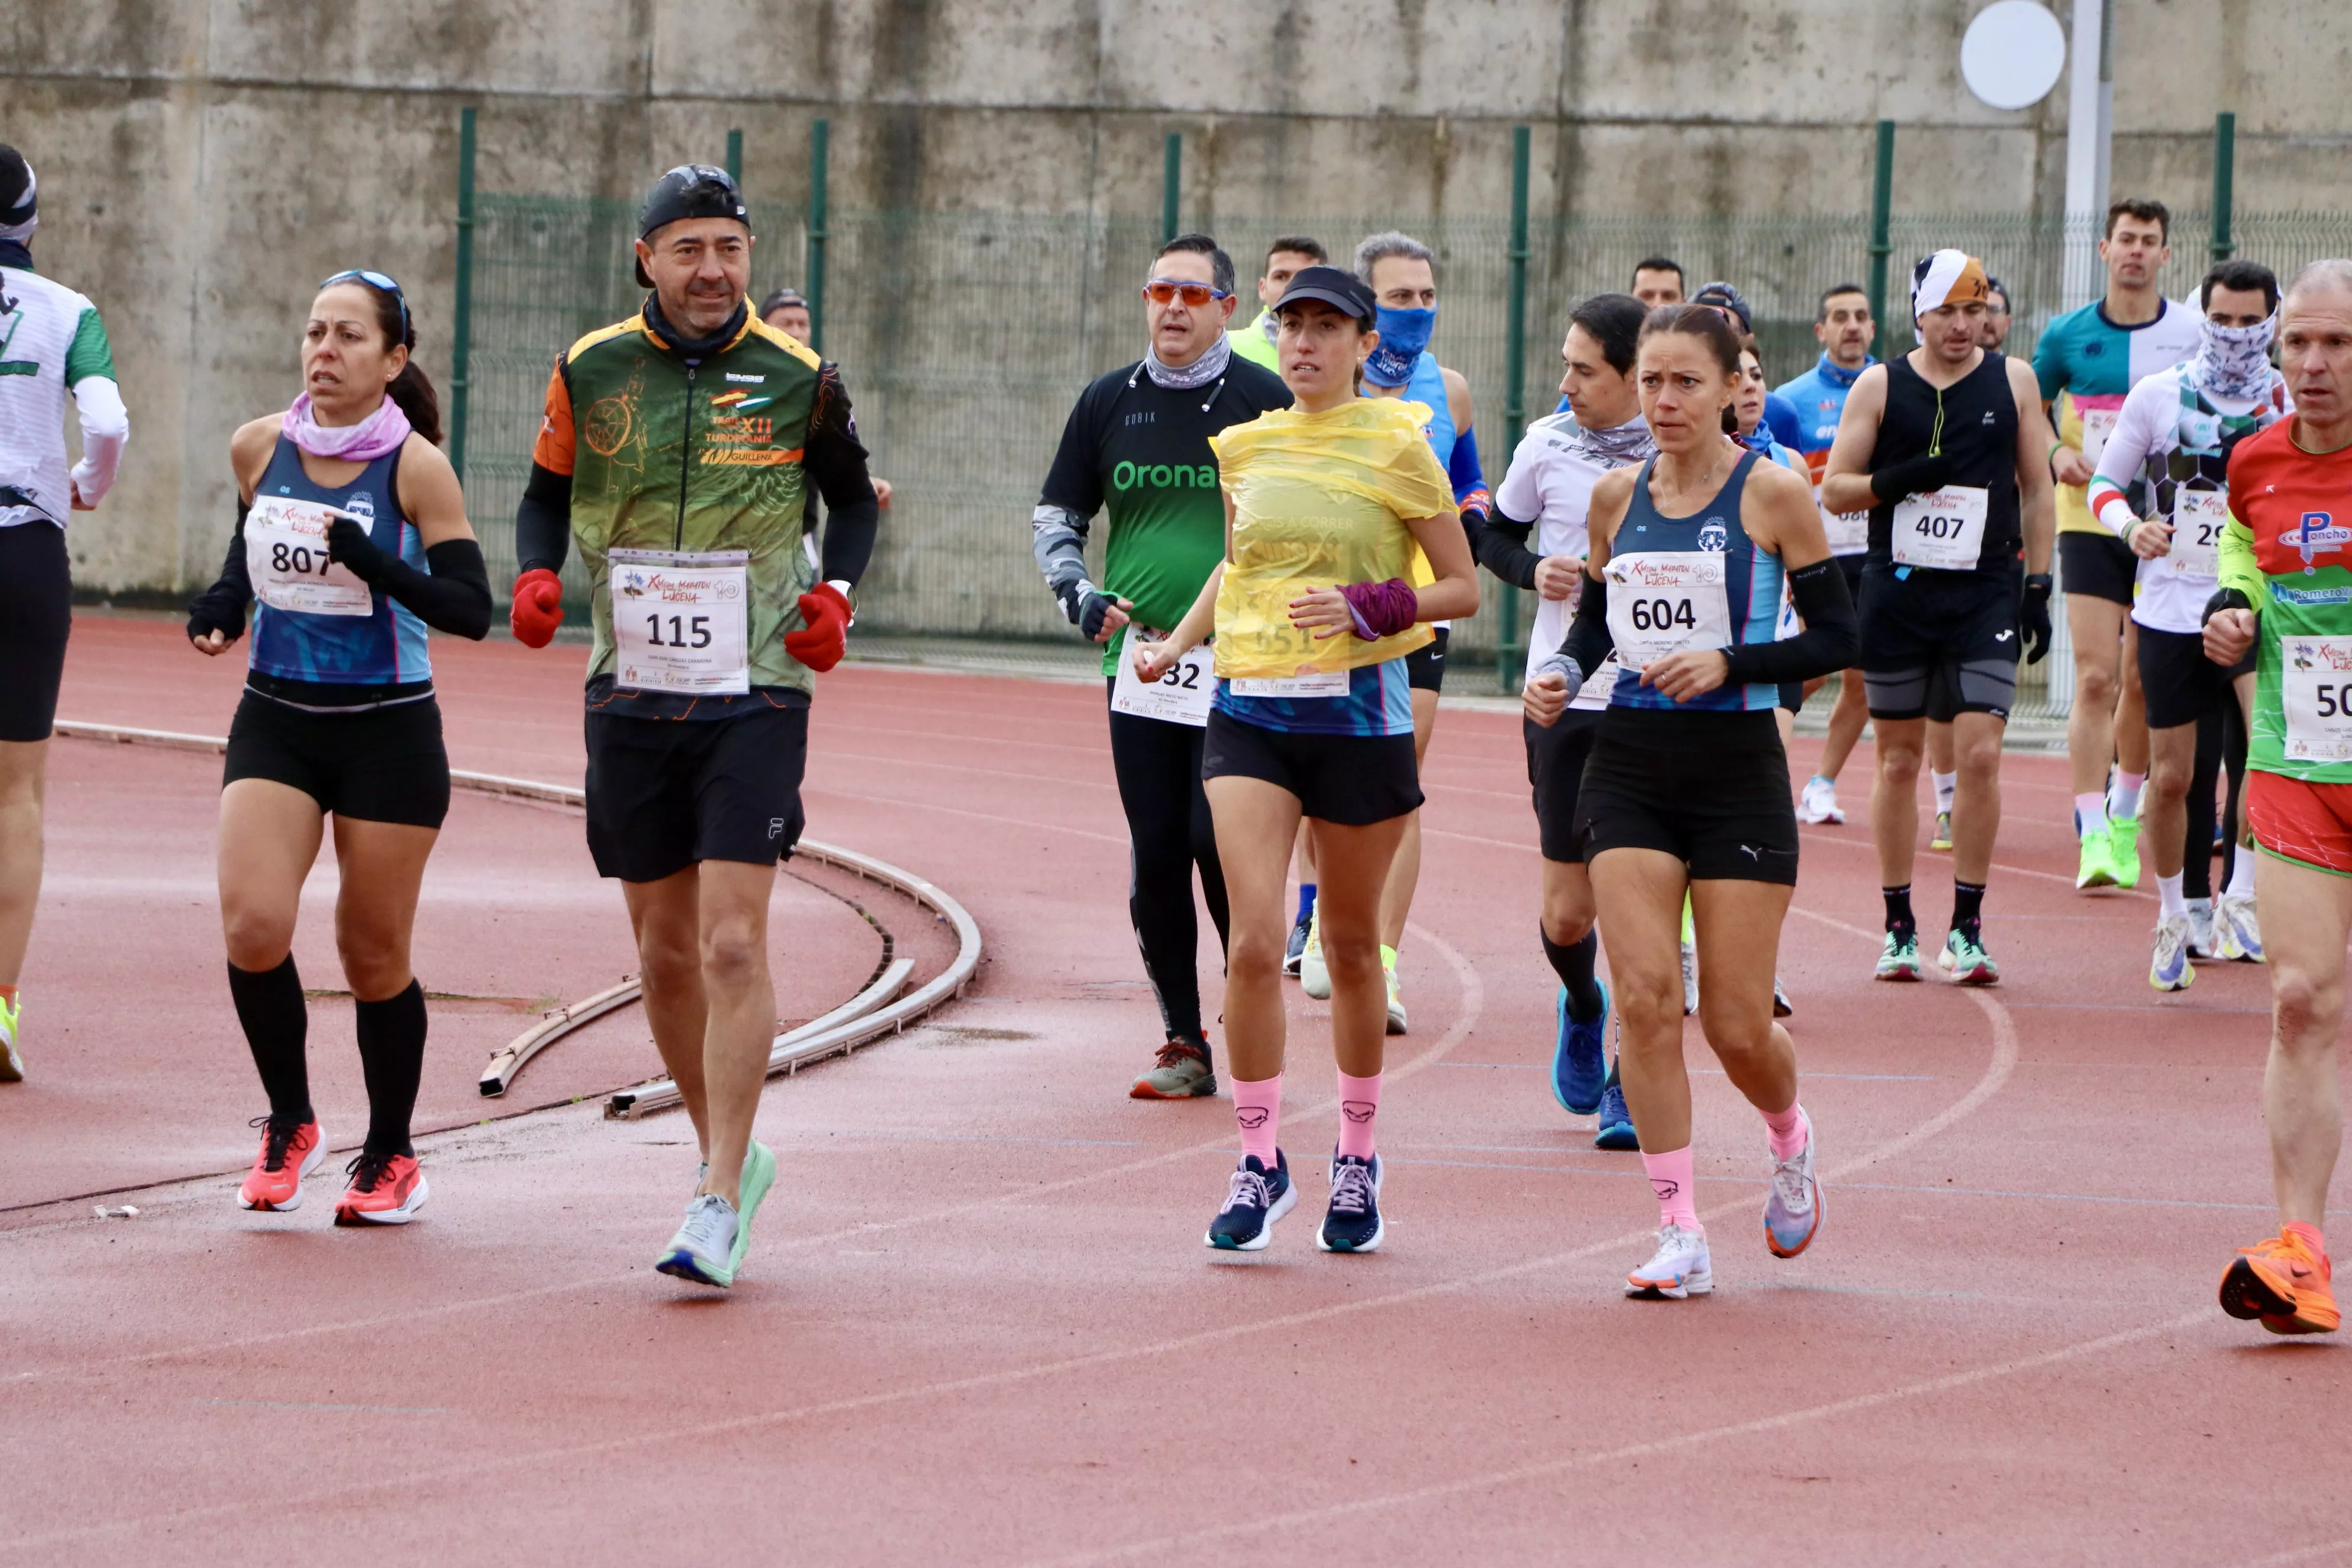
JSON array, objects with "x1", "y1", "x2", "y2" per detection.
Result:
[
  {"x1": 2087, "y1": 259, "x2": 2287, "y2": 987},
  {"x1": 1473, "y1": 292, "x2": 1652, "y2": 1150},
  {"x1": 0, "y1": 145, "x2": 129, "y2": 1083}
]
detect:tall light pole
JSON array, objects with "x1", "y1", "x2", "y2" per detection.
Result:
[{"x1": 2062, "y1": 0, "x2": 2113, "y2": 308}]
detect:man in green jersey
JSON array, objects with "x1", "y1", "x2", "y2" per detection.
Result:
[
  {"x1": 508, "y1": 165, "x2": 881, "y2": 1289},
  {"x1": 1034, "y1": 234, "x2": 1291, "y2": 1099},
  {"x1": 1227, "y1": 237, "x2": 1327, "y2": 371},
  {"x1": 2204, "y1": 259, "x2": 2352, "y2": 1337}
]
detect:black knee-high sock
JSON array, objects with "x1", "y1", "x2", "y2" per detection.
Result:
[
  {"x1": 354, "y1": 981, "x2": 427, "y2": 1158},
  {"x1": 1883, "y1": 885, "x2": 1916, "y2": 939},
  {"x1": 228, "y1": 956, "x2": 311, "y2": 1126},
  {"x1": 1541, "y1": 926, "x2": 1605, "y2": 1021},
  {"x1": 2184, "y1": 709, "x2": 2223, "y2": 901}
]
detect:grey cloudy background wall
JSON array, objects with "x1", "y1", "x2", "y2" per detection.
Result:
[{"x1": 7, "y1": 0, "x2": 2349, "y2": 594}]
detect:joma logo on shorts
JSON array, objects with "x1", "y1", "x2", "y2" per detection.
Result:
[{"x1": 1113, "y1": 461, "x2": 1217, "y2": 491}]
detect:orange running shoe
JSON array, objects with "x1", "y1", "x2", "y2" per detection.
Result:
[
  {"x1": 333, "y1": 1151, "x2": 428, "y2": 1226},
  {"x1": 2219, "y1": 1231, "x2": 2339, "y2": 1335},
  {"x1": 237, "y1": 1116, "x2": 326, "y2": 1211}
]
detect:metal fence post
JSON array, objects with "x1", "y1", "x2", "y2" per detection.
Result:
[
  {"x1": 725, "y1": 128, "x2": 742, "y2": 187},
  {"x1": 808, "y1": 119, "x2": 829, "y2": 353},
  {"x1": 1162, "y1": 133, "x2": 1181, "y2": 246},
  {"x1": 1866, "y1": 120, "x2": 1894, "y2": 362},
  {"x1": 2210, "y1": 112, "x2": 2236, "y2": 262},
  {"x1": 1497, "y1": 125, "x2": 1531, "y2": 692},
  {"x1": 450, "y1": 106, "x2": 476, "y2": 483}
]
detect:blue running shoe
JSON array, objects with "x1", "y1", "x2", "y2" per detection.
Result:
[
  {"x1": 1551, "y1": 982, "x2": 1609, "y2": 1116},
  {"x1": 1317, "y1": 1154, "x2": 1384, "y2": 1253},
  {"x1": 1206, "y1": 1152, "x2": 1295, "y2": 1250},
  {"x1": 1593, "y1": 1076, "x2": 1639, "y2": 1151}
]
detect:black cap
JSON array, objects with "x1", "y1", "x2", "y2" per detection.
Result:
[
  {"x1": 758, "y1": 286, "x2": 808, "y2": 319},
  {"x1": 0, "y1": 145, "x2": 34, "y2": 230},
  {"x1": 1690, "y1": 280, "x2": 1752, "y2": 333},
  {"x1": 1272, "y1": 264, "x2": 1376, "y2": 325},
  {"x1": 636, "y1": 164, "x2": 749, "y2": 288}
]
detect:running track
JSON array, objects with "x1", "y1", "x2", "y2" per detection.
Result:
[{"x1": 0, "y1": 614, "x2": 2341, "y2": 1565}]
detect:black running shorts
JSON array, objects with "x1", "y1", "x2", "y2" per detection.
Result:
[
  {"x1": 224, "y1": 689, "x2": 452, "y2": 828},
  {"x1": 2059, "y1": 529, "x2": 2136, "y2": 607},
  {"x1": 1857, "y1": 563, "x2": 2021, "y2": 723},
  {"x1": 1405, "y1": 626, "x2": 1449, "y2": 693},
  {"x1": 584, "y1": 698, "x2": 808, "y2": 883},
  {"x1": 2138, "y1": 622, "x2": 2252, "y2": 731},
  {"x1": 1201, "y1": 709, "x2": 1422, "y2": 827},
  {"x1": 1573, "y1": 708, "x2": 1799, "y2": 884},
  {"x1": 1525, "y1": 711, "x2": 1602, "y2": 863},
  {"x1": 0, "y1": 522, "x2": 73, "y2": 743}
]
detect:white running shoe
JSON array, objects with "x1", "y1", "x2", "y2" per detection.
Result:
[
  {"x1": 1795, "y1": 775, "x2": 1845, "y2": 825},
  {"x1": 1680, "y1": 940, "x2": 1698, "y2": 1016},
  {"x1": 2215, "y1": 892, "x2": 2264, "y2": 963},
  {"x1": 2185, "y1": 897, "x2": 2217, "y2": 961},
  {"x1": 1299, "y1": 909, "x2": 1331, "y2": 1000},
  {"x1": 1763, "y1": 1116, "x2": 1821, "y2": 1258},
  {"x1": 1384, "y1": 965, "x2": 1407, "y2": 1035},
  {"x1": 1626, "y1": 1221, "x2": 1713, "y2": 1299},
  {"x1": 656, "y1": 1193, "x2": 740, "y2": 1288},
  {"x1": 2149, "y1": 913, "x2": 2195, "y2": 992}
]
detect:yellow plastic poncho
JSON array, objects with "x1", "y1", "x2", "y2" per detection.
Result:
[{"x1": 1206, "y1": 398, "x2": 1455, "y2": 680}]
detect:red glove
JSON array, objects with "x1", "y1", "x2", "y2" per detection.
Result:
[
  {"x1": 783, "y1": 582, "x2": 852, "y2": 673},
  {"x1": 509, "y1": 569, "x2": 564, "y2": 649}
]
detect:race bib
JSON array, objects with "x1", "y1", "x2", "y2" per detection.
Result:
[
  {"x1": 1603, "y1": 551, "x2": 1732, "y2": 670},
  {"x1": 2282, "y1": 636, "x2": 2352, "y2": 762},
  {"x1": 609, "y1": 548, "x2": 751, "y2": 695},
  {"x1": 1112, "y1": 630, "x2": 1213, "y2": 727},
  {"x1": 1820, "y1": 503, "x2": 1871, "y2": 556},
  {"x1": 1571, "y1": 655, "x2": 1621, "y2": 711},
  {"x1": 246, "y1": 497, "x2": 373, "y2": 617},
  {"x1": 1890, "y1": 485, "x2": 1989, "y2": 571},
  {"x1": 1229, "y1": 670, "x2": 1351, "y2": 698},
  {"x1": 2167, "y1": 489, "x2": 2227, "y2": 579},
  {"x1": 2079, "y1": 406, "x2": 2118, "y2": 468}
]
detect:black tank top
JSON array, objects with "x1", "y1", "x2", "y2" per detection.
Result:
[{"x1": 1866, "y1": 351, "x2": 2021, "y2": 575}]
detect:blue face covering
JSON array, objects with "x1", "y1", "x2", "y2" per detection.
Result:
[{"x1": 1363, "y1": 305, "x2": 1435, "y2": 388}]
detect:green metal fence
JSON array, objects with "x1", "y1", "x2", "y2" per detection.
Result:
[{"x1": 456, "y1": 190, "x2": 2352, "y2": 711}]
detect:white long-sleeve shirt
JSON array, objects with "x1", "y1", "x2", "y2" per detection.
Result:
[{"x1": 1, "y1": 264, "x2": 127, "y2": 527}]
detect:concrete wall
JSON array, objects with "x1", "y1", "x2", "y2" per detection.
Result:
[{"x1": 8, "y1": 0, "x2": 2348, "y2": 593}]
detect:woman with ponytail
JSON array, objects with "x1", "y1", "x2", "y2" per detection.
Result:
[{"x1": 184, "y1": 269, "x2": 490, "y2": 1226}]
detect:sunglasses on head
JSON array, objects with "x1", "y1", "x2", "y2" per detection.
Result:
[
  {"x1": 319, "y1": 269, "x2": 410, "y2": 337},
  {"x1": 1143, "y1": 279, "x2": 1231, "y2": 308}
]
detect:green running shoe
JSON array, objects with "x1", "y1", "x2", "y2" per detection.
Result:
[
  {"x1": 0, "y1": 991, "x2": 21, "y2": 1082},
  {"x1": 2076, "y1": 825, "x2": 2118, "y2": 890},
  {"x1": 1874, "y1": 930, "x2": 1923, "y2": 982},
  {"x1": 2107, "y1": 815, "x2": 2142, "y2": 888},
  {"x1": 1943, "y1": 927, "x2": 2000, "y2": 985},
  {"x1": 728, "y1": 1139, "x2": 778, "y2": 1278}
]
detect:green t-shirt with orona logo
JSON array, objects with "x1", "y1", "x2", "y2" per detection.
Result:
[{"x1": 1039, "y1": 354, "x2": 1292, "y2": 674}]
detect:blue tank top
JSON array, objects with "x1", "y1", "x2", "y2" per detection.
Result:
[
  {"x1": 249, "y1": 436, "x2": 431, "y2": 690},
  {"x1": 1397, "y1": 351, "x2": 1456, "y2": 466},
  {"x1": 1608, "y1": 449, "x2": 1783, "y2": 714}
]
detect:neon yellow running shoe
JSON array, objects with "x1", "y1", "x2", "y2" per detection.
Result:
[
  {"x1": 0, "y1": 992, "x2": 21, "y2": 1082},
  {"x1": 1930, "y1": 811, "x2": 1954, "y2": 852},
  {"x1": 2107, "y1": 815, "x2": 2142, "y2": 888},
  {"x1": 2076, "y1": 826, "x2": 2118, "y2": 890}
]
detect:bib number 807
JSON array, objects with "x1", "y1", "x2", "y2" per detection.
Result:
[
  {"x1": 1628, "y1": 597, "x2": 1698, "y2": 633},
  {"x1": 269, "y1": 541, "x2": 334, "y2": 580},
  {"x1": 643, "y1": 613, "x2": 714, "y2": 649}
]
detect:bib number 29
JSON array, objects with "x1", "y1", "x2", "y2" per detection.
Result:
[
  {"x1": 642, "y1": 613, "x2": 714, "y2": 649},
  {"x1": 1627, "y1": 597, "x2": 1698, "y2": 633}
]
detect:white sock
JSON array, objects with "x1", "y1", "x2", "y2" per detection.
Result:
[
  {"x1": 2157, "y1": 872, "x2": 2187, "y2": 918},
  {"x1": 1809, "y1": 773, "x2": 1835, "y2": 791},
  {"x1": 2075, "y1": 793, "x2": 2108, "y2": 838},
  {"x1": 2227, "y1": 850, "x2": 2257, "y2": 897},
  {"x1": 1932, "y1": 771, "x2": 1958, "y2": 815},
  {"x1": 2109, "y1": 771, "x2": 2146, "y2": 822}
]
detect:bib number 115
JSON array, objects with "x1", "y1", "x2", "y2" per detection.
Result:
[{"x1": 642, "y1": 613, "x2": 714, "y2": 649}]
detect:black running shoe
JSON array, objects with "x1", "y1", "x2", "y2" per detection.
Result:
[
  {"x1": 1206, "y1": 1152, "x2": 1295, "y2": 1250},
  {"x1": 1317, "y1": 1153, "x2": 1384, "y2": 1253}
]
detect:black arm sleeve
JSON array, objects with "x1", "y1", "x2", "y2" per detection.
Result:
[
  {"x1": 514, "y1": 462, "x2": 573, "y2": 577},
  {"x1": 1721, "y1": 557, "x2": 1858, "y2": 685},
  {"x1": 370, "y1": 538, "x2": 494, "y2": 641},
  {"x1": 185, "y1": 499, "x2": 255, "y2": 643},
  {"x1": 1471, "y1": 505, "x2": 1543, "y2": 590},
  {"x1": 1558, "y1": 572, "x2": 1615, "y2": 679},
  {"x1": 804, "y1": 362, "x2": 880, "y2": 587}
]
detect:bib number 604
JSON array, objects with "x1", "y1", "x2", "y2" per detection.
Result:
[{"x1": 1628, "y1": 597, "x2": 1698, "y2": 633}]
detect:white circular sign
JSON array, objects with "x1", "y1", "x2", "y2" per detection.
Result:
[{"x1": 1960, "y1": 1, "x2": 2066, "y2": 110}]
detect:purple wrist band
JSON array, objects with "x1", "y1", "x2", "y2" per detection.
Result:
[{"x1": 1338, "y1": 577, "x2": 1419, "y2": 640}]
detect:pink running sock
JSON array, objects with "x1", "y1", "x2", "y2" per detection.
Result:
[
  {"x1": 1335, "y1": 1070, "x2": 1383, "y2": 1159},
  {"x1": 1762, "y1": 1101, "x2": 1809, "y2": 1161},
  {"x1": 2075, "y1": 793, "x2": 2108, "y2": 835},
  {"x1": 1642, "y1": 1145, "x2": 1700, "y2": 1231},
  {"x1": 1232, "y1": 1074, "x2": 1282, "y2": 1170},
  {"x1": 2283, "y1": 1219, "x2": 2327, "y2": 1256}
]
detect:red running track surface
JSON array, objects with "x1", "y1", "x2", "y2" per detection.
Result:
[{"x1": 0, "y1": 612, "x2": 2341, "y2": 1565}]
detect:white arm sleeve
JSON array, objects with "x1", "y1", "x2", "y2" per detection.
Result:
[
  {"x1": 69, "y1": 376, "x2": 128, "y2": 508},
  {"x1": 2085, "y1": 374, "x2": 2173, "y2": 536}
]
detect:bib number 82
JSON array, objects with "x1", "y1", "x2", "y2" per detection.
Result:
[
  {"x1": 644, "y1": 613, "x2": 714, "y2": 649},
  {"x1": 1628, "y1": 597, "x2": 1698, "y2": 633},
  {"x1": 1159, "y1": 662, "x2": 1201, "y2": 691}
]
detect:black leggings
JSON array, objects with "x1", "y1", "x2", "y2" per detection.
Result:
[
  {"x1": 1106, "y1": 684, "x2": 1229, "y2": 1043},
  {"x1": 2187, "y1": 697, "x2": 2250, "y2": 899}
]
